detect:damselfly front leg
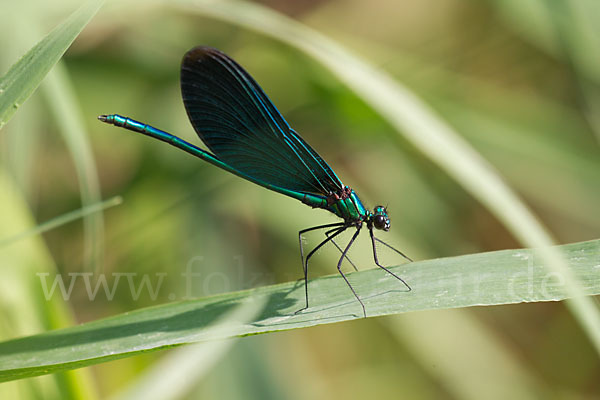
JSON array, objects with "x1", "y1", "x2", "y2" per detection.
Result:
[{"x1": 369, "y1": 228, "x2": 412, "y2": 292}]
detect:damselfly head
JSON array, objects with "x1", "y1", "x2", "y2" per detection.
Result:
[{"x1": 372, "y1": 205, "x2": 390, "y2": 231}]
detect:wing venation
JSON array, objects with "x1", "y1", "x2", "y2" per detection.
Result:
[{"x1": 180, "y1": 46, "x2": 344, "y2": 196}]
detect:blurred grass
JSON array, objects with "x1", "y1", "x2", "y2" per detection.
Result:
[
  {"x1": 492, "y1": 0, "x2": 600, "y2": 143},
  {"x1": 0, "y1": 171, "x2": 98, "y2": 398},
  {"x1": 387, "y1": 309, "x2": 547, "y2": 400},
  {"x1": 41, "y1": 62, "x2": 105, "y2": 272},
  {"x1": 108, "y1": 298, "x2": 266, "y2": 400},
  {"x1": 0, "y1": 196, "x2": 121, "y2": 248},
  {"x1": 1, "y1": 0, "x2": 599, "y2": 398}
]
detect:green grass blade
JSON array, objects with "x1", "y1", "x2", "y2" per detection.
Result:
[
  {"x1": 4, "y1": 0, "x2": 107, "y2": 271},
  {"x1": 0, "y1": 196, "x2": 121, "y2": 248},
  {"x1": 0, "y1": 238, "x2": 597, "y2": 382},
  {"x1": 41, "y1": 63, "x2": 105, "y2": 272},
  {"x1": 0, "y1": 0, "x2": 103, "y2": 130},
  {"x1": 173, "y1": 0, "x2": 600, "y2": 355},
  {"x1": 109, "y1": 299, "x2": 265, "y2": 400}
]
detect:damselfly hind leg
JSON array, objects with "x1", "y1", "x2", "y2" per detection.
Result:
[{"x1": 296, "y1": 223, "x2": 347, "y2": 314}]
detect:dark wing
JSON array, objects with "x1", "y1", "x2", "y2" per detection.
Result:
[{"x1": 180, "y1": 46, "x2": 344, "y2": 196}]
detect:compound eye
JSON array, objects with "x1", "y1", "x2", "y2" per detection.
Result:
[{"x1": 373, "y1": 215, "x2": 387, "y2": 230}]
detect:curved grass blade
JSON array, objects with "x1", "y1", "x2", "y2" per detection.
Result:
[
  {"x1": 0, "y1": 0, "x2": 103, "y2": 129},
  {"x1": 109, "y1": 298, "x2": 265, "y2": 400},
  {"x1": 0, "y1": 238, "x2": 597, "y2": 382},
  {"x1": 2, "y1": 0, "x2": 106, "y2": 271},
  {"x1": 173, "y1": 0, "x2": 600, "y2": 354},
  {"x1": 0, "y1": 196, "x2": 121, "y2": 248},
  {"x1": 42, "y1": 62, "x2": 105, "y2": 272}
]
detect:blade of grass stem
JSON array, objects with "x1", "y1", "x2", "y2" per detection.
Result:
[
  {"x1": 0, "y1": 196, "x2": 121, "y2": 248},
  {"x1": 0, "y1": 238, "x2": 598, "y2": 382}
]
